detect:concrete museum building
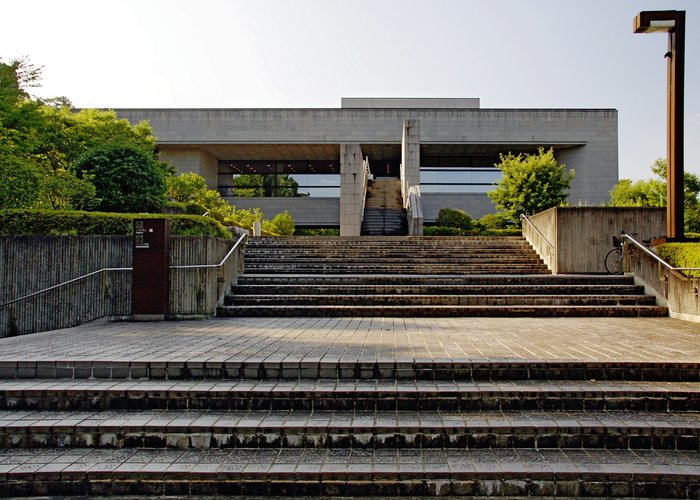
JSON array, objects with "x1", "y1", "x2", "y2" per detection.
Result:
[{"x1": 117, "y1": 98, "x2": 618, "y2": 236}]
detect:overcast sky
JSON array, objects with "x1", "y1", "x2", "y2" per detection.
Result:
[{"x1": 2, "y1": 0, "x2": 698, "y2": 181}]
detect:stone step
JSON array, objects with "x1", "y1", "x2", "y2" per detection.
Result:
[
  {"x1": 232, "y1": 284, "x2": 647, "y2": 296},
  {"x1": 218, "y1": 304, "x2": 668, "y2": 317},
  {"x1": 2, "y1": 360, "x2": 697, "y2": 382},
  {"x1": 237, "y1": 274, "x2": 636, "y2": 286},
  {"x1": 2, "y1": 447, "x2": 699, "y2": 497},
  {"x1": 1, "y1": 379, "x2": 698, "y2": 411},
  {"x1": 228, "y1": 295, "x2": 658, "y2": 307},
  {"x1": 242, "y1": 265, "x2": 550, "y2": 274},
  {"x1": 244, "y1": 255, "x2": 547, "y2": 264},
  {"x1": 2, "y1": 409, "x2": 699, "y2": 451},
  {"x1": 248, "y1": 237, "x2": 531, "y2": 246}
]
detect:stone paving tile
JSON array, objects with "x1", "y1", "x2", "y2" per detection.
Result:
[{"x1": 0, "y1": 317, "x2": 698, "y2": 364}]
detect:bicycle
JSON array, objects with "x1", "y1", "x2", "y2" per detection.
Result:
[{"x1": 604, "y1": 235, "x2": 624, "y2": 274}]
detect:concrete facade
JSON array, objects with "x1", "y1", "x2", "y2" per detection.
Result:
[{"x1": 116, "y1": 100, "x2": 619, "y2": 230}]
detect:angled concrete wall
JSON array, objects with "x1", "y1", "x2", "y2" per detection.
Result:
[{"x1": 524, "y1": 207, "x2": 666, "y2": 274}]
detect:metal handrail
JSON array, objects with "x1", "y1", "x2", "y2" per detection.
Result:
[
  {"x1": 621, "y1": 234, "x2": 700, "y2": 274},
  {"x1": 170, "y1": 233, "x2": 247, "y2": 270},
  {"x1": 520, "y1": 214, "x2": 554, "y2": 251},
  {"x1": 0, "y1": 267, "x2": 132, "y2": 308},
  {"x1": 1, "y1": 233, "x2": 248, "y2": 308}
]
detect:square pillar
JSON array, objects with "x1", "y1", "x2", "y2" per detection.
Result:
[
  {"x1": 340, "y1": 143, "x2": 364, "y2": 236},
  {"x1": 401, "y1": 120, "x2": 421, "y2": 206}
]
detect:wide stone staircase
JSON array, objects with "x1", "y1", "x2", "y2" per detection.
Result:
[
  {"x1": 1, "y1": 237, "x2": 690, "y2": 497},
  {"x1": 361, "y1": 178, "x2": 407, "y2": 236},
  {"x1": 218, "y1": 236, "x2": 667, "y2": 317},
  {"x1": 1, "y1": 356, "x2": 699, "y2": 496}
]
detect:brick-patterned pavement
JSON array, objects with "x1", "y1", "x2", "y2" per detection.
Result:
[{"x1": 0, "y1": 316, "x2": 698, "y2": 363}]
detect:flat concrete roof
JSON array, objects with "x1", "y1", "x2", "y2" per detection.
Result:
[{"x1": 341, "y1": 97, "x2": 480, "y2": 109}]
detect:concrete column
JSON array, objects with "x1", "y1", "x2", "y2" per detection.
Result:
[
  {"x1": 159, "y1": 147, "x2": 219, "y2": 189},
  {"x1": 401, "y1": 119, "x2": 421, "y2": 206},
  {"x1": 340, "y1": 143, "x2": 364, "y2": 236}
]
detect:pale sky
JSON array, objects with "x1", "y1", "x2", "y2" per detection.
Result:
[{"x1": 1, "y1": 0, "x2": 698, "y2": 181}]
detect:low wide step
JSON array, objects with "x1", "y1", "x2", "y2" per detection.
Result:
[
  {"x1": 228, "y1": 294, "x2": 658, "y2": 307},
  {"x1": 237, "y1": 274, "x2": 637, "y2": 286},
  {"x1": 3, "y1": 409, "x2": 699, "y2": 450},
  {"x1": 2, "y1": 448, "x2": 699, "y2": 497},
  {"x1": 242, "y1": 265, "x2": 550, "y2": 275},
  {"x1": 233, "y1": 284, "x2": 647, "y2": 296},
  {"x1": 3, "y1": 379, "x2": 697, "y2": 411},
  {"x1": 1, "y1": 360, "x2": 698, "y2": 381},
  {"x1": 218, "y1": 304, "x2": 668, "y2": 317}
]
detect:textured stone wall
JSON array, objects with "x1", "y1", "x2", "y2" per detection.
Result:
[{"x1": 524, "y1": 207, "x2": 666, "y2": 274}]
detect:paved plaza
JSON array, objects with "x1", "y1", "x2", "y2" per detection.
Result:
[{"x1": 1, "y1": 316, "x2": 699, "y2": 364}]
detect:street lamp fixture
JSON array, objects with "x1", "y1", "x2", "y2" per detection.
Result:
[{"x1": 633, "y1": 10, "x2": 686, "y2": 240}]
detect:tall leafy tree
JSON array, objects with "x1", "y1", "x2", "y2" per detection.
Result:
[
  {"x1": 74, "y1": 143, "x2": 167, "y2": 213},
  {"x1": 1, "y1": 56, "x2": 161, "y2": 211},
  {"x1": 610, "y1": 158, "x2": 700, "y2": 233},
  {"x1": 488, "y1": 147, "x2": 574, "y2": 220}
]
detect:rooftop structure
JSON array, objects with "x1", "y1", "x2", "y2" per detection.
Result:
[{"x1": 116, "y1": 99, "x2": 618, "y2": 234}]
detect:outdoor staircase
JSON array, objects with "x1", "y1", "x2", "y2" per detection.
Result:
[
  {"x1": 362, "y1": 178, "x2": 407, "y2": 236},
  {"x1": 218, "y1": 236, "x2": 668, "y2": 317},
  {"x1": 1, "y1": 356, "x2": 699, "y2": 496}
]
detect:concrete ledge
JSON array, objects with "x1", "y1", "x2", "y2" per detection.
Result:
[{"x1": 627, "y1": 242, "x2": 700, "y2": 322}]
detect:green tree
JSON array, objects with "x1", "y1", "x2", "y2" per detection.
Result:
[
  {"x1": 610, "y1": 158, "x2": 700, "y2": 233},
  {"x1": 1, "y1": 57, "x2": 162, "y2": 211},
  {"x1": 0, "y1": 144, "x2": 40, "y2": 209},
  {"x1": 488, "y1": 147, "x2": 574, "y2": 220},
  {"x1": 74, "y1": 143, "x2": 167, "y2": 213},
  {"x1": 231, "y1": 173, "x2": 303, "y2": 197},
  {"x1": 167, "y1": 172, "x2": 235, "y2": 221}
]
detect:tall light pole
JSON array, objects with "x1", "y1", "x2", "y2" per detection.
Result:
[{"x1": 634, "y1": 10, "x2": 686, "y2": 241}]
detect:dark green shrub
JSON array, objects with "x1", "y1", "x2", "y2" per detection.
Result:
[
  {"x1": 434, "y1": 208, "x2": 477, "y2": 231},
  {"x1": 295, "y1": 228, "x2": 341, "y2": 236},
  {"x1": 0, "y1": 209, "x2": 230, "y2": 239},
  {"x1": 657, "y1": 243, "x2": 700, "y2": 277},
  {"x1": 423, "y1": 226, "x2": 464, "y2": 236},
  {"x1": 74, "y1": 143, "x2": 168, "y2": 213},
  {"x1": 479, "y1": 228, "x2": 522, "y2": 236},
  {"x1": 478, "y1": 213, "x2": 515, "y2": 230}
]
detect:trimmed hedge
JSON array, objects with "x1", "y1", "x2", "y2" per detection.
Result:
[
  {"x1": 657, "y1": 243, "x2": 700, "y2": 277},
  {"x1": 423, "y1": 226, "x2": 521, "y2": 237},
  {"x1": 0, "y1": 210, "x2": 230, "y2": 239}
]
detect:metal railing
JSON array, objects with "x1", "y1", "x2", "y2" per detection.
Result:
[
  {"x1": 406, "y1": 185, "x2": 424, "y2": 236},
  {"x1": 170, "y1": 233, "x2": 246, "y2": 270},
  {"x1": 622, "y1": 233, "x2": 700, "y2": 278},
  {"x1": 360, "y1": 156, "x2": 371, "y2": 222},
  {"x1": 520, "y1": 214, "x2": 554, "y2": 253},
  {"x1": 0, "y1": 267, "x2": 132, "y2": 308}
]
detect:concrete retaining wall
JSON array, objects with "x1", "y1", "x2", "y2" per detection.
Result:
[
  {"x1": 626, "y1": 242, "x2": 700, "y2": 322},
  {"x1": 0, "y1": 235, "x2": 244, "y2": 337},
  {"x1": 524, "y1": 207, "x2": 666, "y2": 274}
]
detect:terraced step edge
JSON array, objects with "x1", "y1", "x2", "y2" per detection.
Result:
[
  {"x1": 217, "y1": 304, "x2": 668, "y2": 318},
  {"x1": 2, "y1": 409, "x2": 699, "y2": 450},
  {"x1": 1, "y1": 448, "x2": 699, "y2": 497},
  {"x1": 2, "y1": 379, "x2": 699, "y2": 411},
  {"x1": 1, "y1": 360, "x2": 696, "y2": 381}
]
